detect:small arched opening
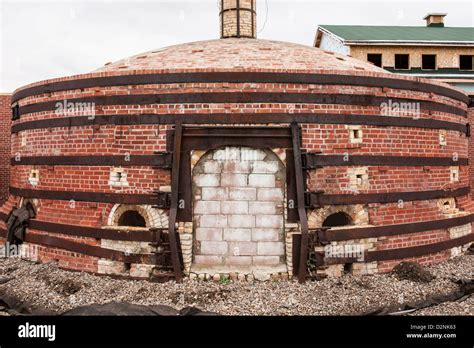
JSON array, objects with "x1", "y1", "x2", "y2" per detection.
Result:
[
  {"x1": 323, "y1": 212, "x2": 353, "y2": 228},
  {"x1": 117, "y1": 210, "x2": 147, "y2": 228}
]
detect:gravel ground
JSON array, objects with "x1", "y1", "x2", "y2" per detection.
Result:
[{"x1": 0, "y1": 255, "x2": 472, "y2": 316}]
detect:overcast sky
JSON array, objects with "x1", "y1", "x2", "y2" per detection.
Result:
[{"x1": 0, "y1": 0, "x2": 472, "y2": 92}]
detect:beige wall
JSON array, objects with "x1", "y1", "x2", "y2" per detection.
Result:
[{"x1": 350, "y1": 45, "x2": 474, "y2": 69}]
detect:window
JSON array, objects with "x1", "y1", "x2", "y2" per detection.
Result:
[
  {"x1": 394, "y1": 54, "x2": 409, "y2": 70},
  {"x1": 422, "y1": 55, "x2": 436, "y2": 70},
  {"x1": 28, "y1": 170, "x2": 40, "y2": 186},
  {"x1": 450, "y1": 167, "x2": 460, "y2": 183},
  {"x1": 118, "y1": 210, "x2": 147, "y2": 227},
  {"x1": 460, "y1": 55, "x2": 473, "y2": 70},
  {"x1": 323, "y1": 212, "x2": 353, "y2": 227},
  {"x1": 439, "y1": 130, "x2": 447, "y2": 146},
  {"x1": 11, "y1": 104, "x2": 19, "y2": 121},
  {"x1": 367, "y1": 54, "x2": 382, "y2": 67},
  {"x1": 108, "y1": 168, "x2": 129, "y2": 187},
  {"x1": 348, "y1": 126, "x2": 363, "y2": 144},
  {"x1": 348, "y1": 168, "x2": 369, "y2": 191}
]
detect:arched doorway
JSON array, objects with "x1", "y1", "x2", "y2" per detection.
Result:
[{"x1": 191, "y1": 147, "x2": 286, "y2": 273}]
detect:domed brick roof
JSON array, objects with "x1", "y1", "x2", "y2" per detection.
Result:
[{"x1": 94, "y1": 38, "x2": 386, "y2": 73}]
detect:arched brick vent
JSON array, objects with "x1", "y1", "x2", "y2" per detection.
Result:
[
  {"x1": 308, "y1": 205, "x2": 368, "y2": 229},
  {"x1": 107, "y1": 204, "x2": 168, "y2": 229},
  {"x1": 323, "y1": 212, "x2": 353, "y2": 227}
]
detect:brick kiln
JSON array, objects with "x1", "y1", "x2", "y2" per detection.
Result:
[
  {"x1": 1, "y1": 0, "x2": 473, "y2": 282},
  {"x1": 0, "y1": 94, "x2": 11, "y2": 205}
]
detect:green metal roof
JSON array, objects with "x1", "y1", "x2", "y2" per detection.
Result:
[{"x1": 319, "y1": 25, "x2": 474, "y2": 42}]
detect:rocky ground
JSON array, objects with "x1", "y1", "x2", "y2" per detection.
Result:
[{"x1": 0, "y1": 255, "x2": 472, "y2": 316}]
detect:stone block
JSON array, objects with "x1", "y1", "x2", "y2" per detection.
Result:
[
  {"x1": 203, "y1": 160, "x2": 222, "y2": 174},
  {"x1": 194, "y1": 174, "x2": 220, "y2": 187},
  {"x1": 229, "y1": 188, "x2": 256, "y2": 201},
  {"x1": 257, "y1": 188, "x2": 284, "y2": 201},
  {"x1": 202, "y1": 187, "x2": 228, "y2": 201},
  {"x1": 257, "y1": 242, "x2": 285, "y2": 256},
  {"x1": 196, "y1": 228, "x2": 223, "y2": 241},
  {"x1": 130, "y1": 264, "x2": 154, "y2": 278},
  {"x1": 221, "y1": 174, "x2": 248, "y2": 187},
  {"x1": 200, "y1": 215, "x2": 227, "y2": 228},
  {"x1": 229, "y1": 242, "x2": 257, "y2": 256},
  {"x1": 248, "y1": 174, "x2": 276, "y2": 187},
  {"x1": 256, "y1": 215, "x2": 283, "y2": 228},
  {"x1": 228, "y1": 215, "x2": 255, "y2": 228},
  {"x1": 251, "y1": 161, "x2": 280, "y2": 174},
  {"x1": 194, "y1": 255, "x2": 224, "y2": 266},
  {"x1": 224, "y1": 228, "x2": 251, "y2": 241},
  {"x1": 252, "y1": 228, "x2": 280, "y2": 242},
  {"x1": 221, "y1": 201, "x2": 249, "y2": 215},
  {"x1": 222, "y1": 161, "x2": 251, "y2": 174},
  {"x1": 249, "y1": 201, "x2": 276, "y2": 214},
  {"x1": 200, "y1": 241, "x2": 228, "y2": 255},
  {"x1": 98, "y1": 260, "x2": 127, "y2": 275},
  {"x1": 194, "y1": 201, "x2": 221, "y2": 214}
]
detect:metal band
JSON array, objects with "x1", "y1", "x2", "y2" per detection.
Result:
[
  {"x1": 11, "y1": 113, "x2": 469, "y2": 134},
  {"x1": 8, "y1": 186, "x2": 468, "y2": 209},
  {"x1": 318, "y1": 213, "x2": 474, "y2": 242},
  {"x1": 17, "y1": 93, "x2": 466, "y2": 118},
  {"x1": 251, "y1": 0, "x2": 255, "y2": 38},
  {"x1": 219, "y1": 7, "x2": 257, "y2": 16},
  {"x1": 303, "y1": 154, "x2": 469, "y2": 168},
  {"x1": 292, "y1": 123, "x2": 310, "y2": 283},
  {"x1": 9, "y1": 186, "x2": 171, "y2": 207},
  {"x1": 365, "y1": 233, "x2": 474, "y2": 262},
  {"x1": 11, "y1": 72, "x2": 468, "y2": 104},
  {"x1": 0, "y1": 211, "x2": 159, "y2": 242},
  {"x1": 237, "y1": 0, "x2": 240, "y2": 37},
  {"x1": 0, "y1": 227, "x2": 155, "y2": 263},
  {"x1": 0, "y1": 213, "x2": 474, "y2": 263},
  {"x1": 305, "y1": 187, "x2": 470, "y2": 207},
  {"x1": 168, "y1": 126, "x2": 293, "y2": 151},
  {"x1": 11, "y1": 154, "x2": 172, "y2": 167},
  {"x1": 1, "y1": 213, "x2": 472, "y2": 255}
]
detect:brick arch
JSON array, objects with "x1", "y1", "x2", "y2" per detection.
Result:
[
  {"x1": 308, "y1": 205, "x2": 369, "y2": 229},
  {"x1": 191, "y1": 147, "x2": 287, "y2": 172},
  {"x1": 107, "y1": 204, "x2": 168, "y2": 229}
]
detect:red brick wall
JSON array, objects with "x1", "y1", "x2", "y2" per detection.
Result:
[
  {"x1": 1, "y1": 74, "x2": 470, "y2": 275},
  {"x1": 0, "y1": 94, "x2": 11, "y2": 205},
  {"x1": 469, "y1": 106, "x2": 474, "y2": 190}
]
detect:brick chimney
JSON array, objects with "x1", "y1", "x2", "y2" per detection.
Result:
[
  {"x1": 220, "y1": 0, "x2": 257, "y2": 39},
  {"x1": 424, "y1": 13, "x2": 447, "y2": 27}
]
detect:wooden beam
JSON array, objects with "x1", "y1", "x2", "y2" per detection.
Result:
[{"x1": 291, "y1": 122, "x2": 310, "y2": 284}]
